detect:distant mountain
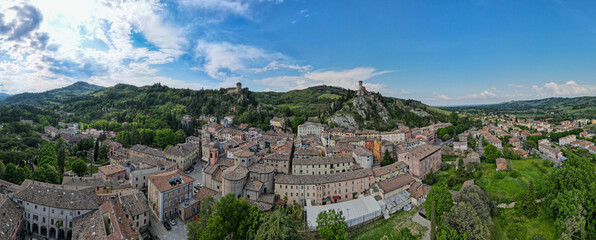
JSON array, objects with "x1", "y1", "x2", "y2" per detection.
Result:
[
  {"x1": 441, "y1": 96, "x2": 596, "y2": 119},
  {"x1": 52, "y1": 83, "x2": 448, "y2": 130},
  {"x1": 0, "y1": 93, "x2": 11, "y2": 101},
  {"x1": 1, "y1": 81, "x2": 104, "y2": 106}
]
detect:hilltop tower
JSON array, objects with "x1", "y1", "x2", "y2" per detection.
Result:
[
  {"x1": 236, "y1": 82, "x2": 242, "y2": 93},
  {"x1": 357, "y1": 80, "x2": 367, "y2": 96}
]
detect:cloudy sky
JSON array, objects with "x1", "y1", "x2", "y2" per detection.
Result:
[{"x1": 1, "y1": 0, "x2": 595, "y2": 105}]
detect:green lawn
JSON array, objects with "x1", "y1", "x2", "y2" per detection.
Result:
[
  {"x1": 491, "y1": 204, "x2": 557, "y2": 240},
  {"x1": 442, "y1": 155, "x2": 457, "y2": 162},
  {"x1": 433, "y1": 164, "x2": 465, "y2": 191},
  {"x1": 64, "y1": 157, "x2": 99, "y2": 174},
  {"x1": 476, "y1": 158, "x2": 550, "y2": 203},
  {"x1": 351, "y1": 206, "x2": 427, "y2": 240}
]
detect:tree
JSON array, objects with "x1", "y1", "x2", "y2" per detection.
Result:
[
  {"x1": 239, "y1": 205, "x2": 263, "y2": 240},
  {"x1": 453, "y1": 185, "x2": 492, "y2": 224},
  {"x1": 72, "y1": 159, "x2": 88, "y2": 177},
  {"x1": 32, "y1": 165, "x2": 60, "y2": 184},
  {"x1": 0, "y1": 161, "x2": 5, "y2": 179},
  {"x1": 200, "y1": 194, "x2": 261, "y2": 240},
  {"x1": 543, "y1": 154, "x2": 595, "y2": 237},
  {"x1": 431, "y1": 201, "x2": 437, "y2": 240},
  {"x1": 436, "y1": 224, "x2": 466, "y2": 240},
  {"x1": 456, "y1": 157, "x2": 468, "y2": 180},
  {"x1": 56, "y1": 138, "x2": 66, "y2": 176},
  {"x1": 423, "y1": 171, "x2": 438, "y2": 185},
  {"x1": 481, "y1": 144, "x2": 500, "y2": 163},
  {"x1": 3, "y1": 163, "x2": 27, "y2": 184},
  {"x1": 381, "y1": 149, "x2": 393, "y2": 166},
  {"x1": 155, "y1": 128, "x2": 178, "y2": 148},
  {"x1": 443, "y1": 202, "x2": 490, "y2": 240},
  {"x1": 292, "y1": 117, "x2": 305, "y2": 134},
  {"x1": 316, "y1": 209, "x2": 348, "y2": 240},
  {"x1": 447, "y1": 176, "x2": 457, "y2": 187},
  {"x1": 188, "y1": 195, "x2": 217, "y2": 239},
  {"x1": 396, "y1": 228, "x2": 416, "y2": 240},
  {"x1": 467, "y1": 134, "x2": 477, "y2": 150},
  {"x1": 520, "y1": 180, "x2": 538, "y2": 218},
  {"x1": 93, "y1": 139, "x2": 99, "y2": 162},
  {"x1": 524, "y1": 140, "x2": 537, "y2": 151},
  {"x1": 38, "y1": 141, "x2": 57, "y2": 167},
  {"x1": 255, "y1": 208, "x2": 300, "y2": 240},
  {"x1": 187, "y1": 220, "x2": 202, "y2": 240},
  {"x1": 424, "y1": 186, "x2": 454, "y2": 222}
]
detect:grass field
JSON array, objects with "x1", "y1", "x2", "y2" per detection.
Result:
[
  {"x1": 433, "y1": 164, "x2": 466, "y2": 191},
  {"x1": 442, "y1": 155, "x2": 457, "y2": 162},
  {"x1": 351, "y1": 206, "x2": 427, "y2": 240},
  {"x1": 476, "y1": 158, "x2": 550, "y2": 202},
  {"x1": 317, "y1": 93, "x2": 342, "y2": 100},
  {"x1": 491, "y1": 204, "x2": 557, "y2": 240}
]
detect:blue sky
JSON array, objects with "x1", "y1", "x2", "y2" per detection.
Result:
[{"x1": 1, "y1": 0, "x2": 595, "y2": 105}]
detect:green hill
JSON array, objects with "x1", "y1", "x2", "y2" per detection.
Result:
[
  {"x1": 5, "y1": 83, "x2": 448, "y2": 130},
  {"x1": 441, "y1": 96, "x2": 596, "y2": 119},
  {"x1": 1, "y1": 81, "x2": 104, "y2": 106}
]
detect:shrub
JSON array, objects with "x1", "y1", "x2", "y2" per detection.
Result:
[
  {"x1": 447, "y1": 176, "x2": 457, "y2": 187},
  {"x1": 474, "y1": 171, "x2": 482, "y2": 179},
  {"x1": 423, "y1": 172, "x2": 437, "y2": 185},
  {"x1": 510, "y1": 170, "x2": 520, "y2": 178},
  {"x1": 494, "y1": 171, "x2": 506, "y2": 179},
  {"x1": 506, "y1": 223, "x2": 528, "y2": 240},
  {"x1": 440, "y1": 162, "x2": 450, "y2": 171}
]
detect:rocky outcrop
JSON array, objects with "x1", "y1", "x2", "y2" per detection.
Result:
[{"x1": 328, "y1": 112, "x2": 359, "y2": 129}]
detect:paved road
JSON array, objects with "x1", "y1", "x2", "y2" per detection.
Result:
[
  {"x1": 412, "y1": 213, "x2": 431, "y2": 240},
  {"x1": 187, "y1": 160, "x2": 204, "y2": 186},
  {"x1": 148, "y1": 212, "x2": 188, "y2": 240}
]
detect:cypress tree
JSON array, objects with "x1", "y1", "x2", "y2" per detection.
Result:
[{"x1": 431, "y1": 201, "x2": 437, "y2": 240}]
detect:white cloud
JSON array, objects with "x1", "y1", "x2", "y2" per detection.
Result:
[
  {"x1": 0, "y1": 0, "x2": 189, "y2": 93},
  {"x1": 178, "y1": 0, "x2": 251, "y2": 17},
  {"x1": 193, "y1": 40, "x2": 311, "y2": 82},
  {"x1": 433, "y1": 92, "x2": 452, "y2": 100},
  {"x1": 256, "y1": 67, "x2": 393, "y2": 92},
  {"x1": 178, "y1": 0, "x2": 284, "y2": 17},
  {"x1": 459, "y1": 90, "x2": 498, "y2": 100},
  {"x1": 532, "y1": 80, "x2": 596, "y2": 97}
]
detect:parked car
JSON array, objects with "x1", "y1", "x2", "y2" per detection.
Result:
[
  {"x1": 169, "y1": 218, "x2": 177, "y2": 226},
  {"x1": 163, "y1": 221, "x2": 171, "y2": 231}
]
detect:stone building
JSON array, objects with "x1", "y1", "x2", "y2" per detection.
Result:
[
  {"x1": 274, "y1": 169, "x2": 374, "y2": 206},
  {"x1": 292, "y1": 155, "x2": 354, "y2": 175},
  {"x1": 165, "y1": 142, "x2": 199, "y2": 170},
  {"x1": 12, "y1": 180, "x2": 99, "y2": 240},
  {"x1": 147, "y1": 170, "x2": 197, "y2": 222}
]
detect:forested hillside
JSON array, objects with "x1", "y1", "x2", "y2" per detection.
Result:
[
  {"x1": 1, "y1": 81, "x2": 104, "y2": 106},
  {"x1": 7, "y1": 82, "x2": 449, "y2": 131}
]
